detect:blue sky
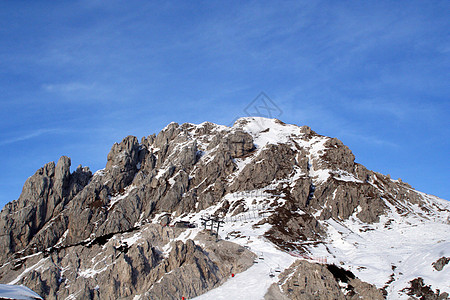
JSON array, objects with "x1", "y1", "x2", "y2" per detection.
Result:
[{"x1": 0, "y1": 0, "x2": 449, "y2": 207}]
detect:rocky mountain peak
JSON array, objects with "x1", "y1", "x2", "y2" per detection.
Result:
[
  {"x1": 0, "y1": 118, "x2": 448, "y2": 299},
  {"x1": 0, "y1": 156, "x2": 91, "y2": 262}
]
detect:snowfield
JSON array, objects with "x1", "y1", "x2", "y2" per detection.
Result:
[{"x1": 164, "y1": 188, "x2": 448, "y2": 299}]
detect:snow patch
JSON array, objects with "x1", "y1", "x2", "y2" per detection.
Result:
[
  {"x1": 9, "y1": 258, "x2": 49, "y2": 285},
  {"x1": 0, "y1": 284, "x2": 43, "y2": 300},
  {"x1": 121, "y1": 232, "x2": 142, "y2": 246},
  {"x1": 108, "y1": 185, "x2": 136, "y2": 209}
]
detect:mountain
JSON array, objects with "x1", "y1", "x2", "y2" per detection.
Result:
[{"x1": 0, "y1": 117, "x2": 448, "y2": 300}]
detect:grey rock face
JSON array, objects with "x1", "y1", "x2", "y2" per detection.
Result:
[
  {"x1": 105, "y1": 135, "x2": 141, "y2": 193},
  {"x1": 231, "y1": 143, "x2": 296, "y2": 191},
  {"x1": 432, "y1": 257, "x2": 449, "y2": 271},
  {"x1": 264, "y1": 182, "x2": 325, "y2": 251},
  {"x1": 320, "y1": 138, "x2": 355, "y2": 173},
  {"x1": 310, "y1": 179, "x2": 387, "y2": 223},
  {"x1": 146, "y1": 234, "x2": 253, "y2": 300},
  {"x1": 0, "y1": 156, "x2": 91, "y2": 262},
  {"x1": 268, "y1": 260, "x2": 384, "y2": 300},
  {"x1": 216, "y1": 130, "x2": 254, "y2": 158},
  {"x1": 0, "y1": 225, "x2": 254, "y2": 300},
  {"x1": 61, "y1": 135, "x2": 144, "y2": 246}
]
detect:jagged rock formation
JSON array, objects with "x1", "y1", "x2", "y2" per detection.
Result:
[
  {"x1": 0, "y1": 225, "x2": 254, "y2": 300},
  {"x1": 0, "y1": 157, "x2": 91, "y2": 263},
  {"x1": 265, "y1": 260, "x2": 384, "y2": 300},
  {"x1": 0, "y1": 117, "x2": 448, "y2": 299}
]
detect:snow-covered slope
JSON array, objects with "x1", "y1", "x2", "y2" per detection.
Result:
[
  {"x1": 309, "y1": 199, "x2": 450, "y2": 298},
  {"x1": 0, "y1": 284, "x2": 43, "y2": 300},
  {"x1": 172, "y1": 185, "x2": 449, "y2": 299}
]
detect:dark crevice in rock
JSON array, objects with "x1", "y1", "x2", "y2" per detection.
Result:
[
  {"x1": 326, "y1": 264, "x2": 355, "y2": 283},
  {"x1": 306, "y1": 183, "x2": 315, "y2": 207},
  {"x1": 43, "y1": 225, "x2": 141, "y2": 257}
]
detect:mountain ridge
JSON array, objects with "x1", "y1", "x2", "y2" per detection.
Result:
[{"x1": 0, "y1": 117, "x2": 448, "y2": 299}]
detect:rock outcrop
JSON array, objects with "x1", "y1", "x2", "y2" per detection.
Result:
[
  {"x1": 0, "y1": 156, "x2": 91, "y2": 262},
  {"x1": 432, "y1": 257, "x2": 449, "y2": 272},
  {"x1": 266, "y1": 260, "x2": 384, "y2": 300},
  {"x1": 403, "y1": 277, "x2": 449, "y2": 300},
  {"x1": 0, "y1": 224, "x2": 254, "y2": 300}
]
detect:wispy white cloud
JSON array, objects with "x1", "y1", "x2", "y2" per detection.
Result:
[
  {"x1": 338, "y1": 130, "x2": 399, "y2": 148},
  {"x1": 41, "y1": 81, "x2": 117, "y2": 102},
  {"x1": 42, "y1": 82, "x2": 96, "y2": 93},
  {"x1": 0, "y1": 129, "x2": 62, "y2": 146},
  {"x1": 342, "y1": 97, "x2": 442, "y2": 122},
  {"x1": 344, "y1": 98, "x2": 409, "y2": 120}
]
